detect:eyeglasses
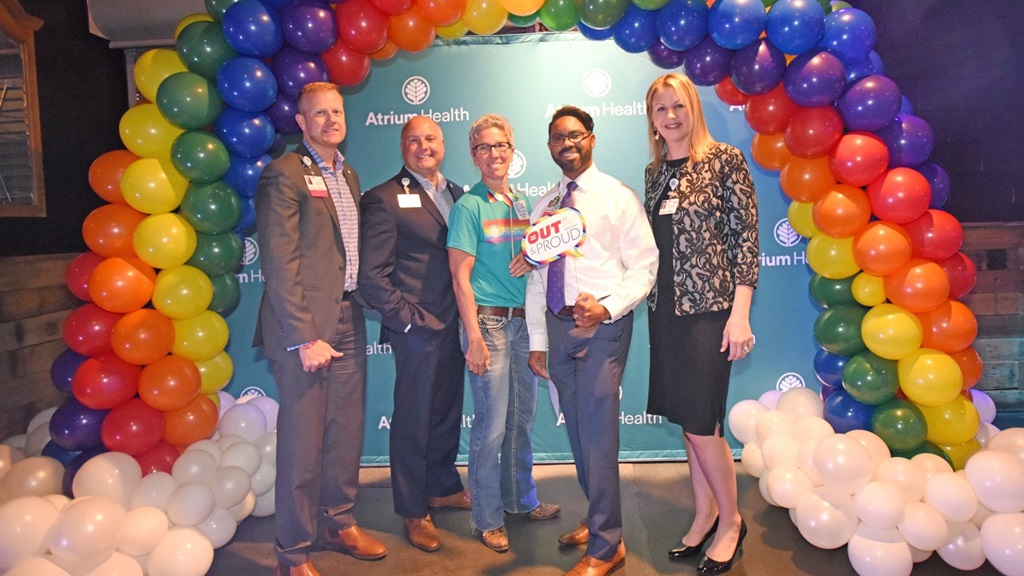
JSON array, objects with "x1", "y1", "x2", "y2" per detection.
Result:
[
  {"x1": 472, "y1": 141, "x2": 512, "y2": 155},
  {"x1": 547, "y1": 131, "x2": 591, "y2": 146}
]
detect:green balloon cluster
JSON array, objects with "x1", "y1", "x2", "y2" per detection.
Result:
[
  {"x1": 172, "y1": 131, "x2": 231, "y2": 184},
  {"x1": 180, "y1": 182, "x2": 243, "y2": 234},
  {"x1": 813, "y1": 304, "x2": 867, "y2": 357},
  {"x1": 208, "y1": 272, "x2": 241, "y2": 315},
  {"x1": 842, "y1": 350, "x2": 899, "y2": 405},
  {"x1": 157, "y1": 72, "x2": 223, "y2": 130},
  {"x1": 576, "y1": 0, "x2": 628, "y2": 30},
  {"x1": 177, "y1": 21, "x2": 237, "y2": 80},
  {"x1": 540, "y1": 0, "x2": 580, "y2": 31},
  {"x1": 871, "y1": 398, "x2": 927, "y2": 452},
  {"x1": 187, "y1": 231, "x2": 244, "y2": 277},
  {"x1": 808, "y1": 273, "x2": 858, "y2": 308}
]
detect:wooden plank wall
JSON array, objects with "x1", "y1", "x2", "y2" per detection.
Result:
[{"x1": 0, "y1": 253, "x2": 77, "y2": 441}]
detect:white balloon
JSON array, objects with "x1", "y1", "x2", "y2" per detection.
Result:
[
  {"x1": 855, "y1": 481, "x2": 906, "y2": 529},
  {"x1": 0, "y1": 496, "x2": 60, "y2": 570},
  {"x1": 24, "y1": 422, "x2": 52, "y2": 457},
  {"x1": 937, "y1": 521, "x2": 985, "y2": 571},
  {"x1": 767, "y1": 465, "x2": 814, "y2": 509},
  {"x1": 965, "y1": 450, "x2": 1024, "y2": 513},
  {"x1": 846, "y1": 430, "x2": 891, "y2": 473},
  {"x1": 908, "y1": 545, "x2": 932, "y2": 563},
  {"x1": 26, "y1": 407, "x2": 58, "y2": 436},
  {"x1": 794, "y1": 486, "x2": 857, "y2": 549},
  {"x1": 130, "y1": 471, "x2": 177, "y2": 511},
  {"x1": 245, "y1": 396, "x2": 280, "y2": 432},
  {"x1": 898, "y1": 501, "x2": 948, "y2": 551},
  {"x1": 980, "y1": 513, "x2": 1024, "y2": 576},
  {"x1": 775, "y1": 387, "x2": 824, "y2": 420},
  {"x1": 218, "y1": 404, "x2": 268, "y2": 443},
  {"x1": 740, "y1": 442, "x2": 766, "y2": 478},
  {"x1": 847, "y1": 523, "x2": 913, "y2": 576},
  {"x1": 761, "y1": 434, "x2": 800, "y2": 470},
  {"x1": 969, "y1": 389, "x2": 997, "y2": 424},
  {"x1": 147, "y1": 527, "x2": 213, "y2": 576},
  {"x1": 118, "y1": 506, "x2": 169, "y2": 557},
  {"x1": 728, "y1": 400, "x2": 768, "y2": 445},
  {"x1": 758, "y1": 474, "x2": 779, "y2": 507},
  {"x1": 165, "y1": 482, "x2": 215, "y2": 527},
  {"x1": 971, "y1": 501, "x2": 996, "y2": 529},
  {"x1": 758, "y1": 389, "x2": 783, "y2": 410},
  {"x1": 196, "y1": 506, "x2": 237, "y2": 549},
  {"x1": 911, "y1": 453, "x2": 953, "y2": 480},
  {"x1": 755, "y1": 411, "x2": 794, "y2": 445},
  {"x1": 976, "y1": 422, "x2": 1000, "y2": 447},
  {"x1": 216, "y1": 391, "x2": 236, "y2": 418},
  {"x1": 987, "y1": 428, "x2": 1024, "y2": 463},
  {"x1": 813, "y1": 434, "x2": 873, "y2": 494},
  {"x1": 216, "y1": 434, "x2": 247, "y2": 451},
  {"x1": 874, "y1": 457, "x2": 925, "y2": 503},
  {"x1": 83, "y1": 551, "x2": 143, "y2": 576},
  {"x1": 793, "y1": 416, "x2": 835, "y2": 444},
  {"x1": 253, "y1": 431, "x2": 277, "y2": 464},
  {"x1": 252, "y1": 486, "x2": 276, "y2": 517},
  {"x1": 220, "y1": 442, "x2": 261, "y2": 476},
  {"x1": 5, "y1": 555, "x2": 71, "y2": 576},
  {"x1": 183, "y1": 439, "x2": 223, "y2": 464},
  {"x1": 0, "y1": 444, "x2": 27, "y2": 482},
  {"x1": 796, "y1": 440, "x2": 825, "y2": 488},
  {"x1": 3, "y1": 434, "x2": 27, "y2": 450},
  {"x1": 47, "y1": 496, "x2": 127, "y2": 568},
  {"x1": 925, "y1": 472, "x2": 978, "y2": 523},
  {"x1": 72, "y1": 453, "x2": 142, "y2": 508},
  {"x1": 210, "y1": 466, "x2": 251, "y2": 509},
  {"x1": 229, "y1": 490, "x2": 256, "y2": 522},
  {"x1": 249, "y1": 459, "x2": 277, "y2": 497},
  {"x1": 1, "y1": 456, "x2": 64, "y2": 500},
  {"x1": 171, "y1": 449, "x2": 219, "y2": 485},
  {"x1": 43, "y1": 494, "x2": 70, "y2": 511}
]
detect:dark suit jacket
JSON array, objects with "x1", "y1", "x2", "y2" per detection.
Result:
[
  {"x1": 253, "y1": 144, "x2": 362, "y2": 362},
  {"x1": 358, "y1": 167, "x2": 463, "y2": 342}
]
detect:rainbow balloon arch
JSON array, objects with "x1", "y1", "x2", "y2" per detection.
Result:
[{"x1": 0, "y1": 0, "x2": 1023, "y2": 575}]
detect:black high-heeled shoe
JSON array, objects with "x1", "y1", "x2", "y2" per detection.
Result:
[
  {"x1": 696, "y1": 519, "x2": 747, "y2": 576},
  {"x1": 668, "y1": 516, "x2": 719, "y2": 559}
]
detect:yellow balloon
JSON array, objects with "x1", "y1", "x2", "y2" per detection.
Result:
[
  {"x1": 133, "y1": 213, "x2": 198, "y2": 269},
  {"x1": 196, "y1": 350, "x2": 234, "y2": 395},
  {"x1": 436, "y1": 20, "x2": 469, "y2": 39},
  {"x1": 499, "y1": 0, "x2": 544, "y2": 16},
  {"x1": 462, "y1": 0, "x2": 508, "y2": 35},
  {"x1": 787, "y1": 200, "x2": 819, "y2": 239},
  {"x1": 120, "y1": 158, "x2": 189, "y2": 214},
  {"x1": 119, "y1": 103, "x2": 184, "y2": 159},
  {"x1": 134, "y1": 49, "x2": 188, "y2": 105},
  {"x1": 171, "y1": 310, "x2": 229, "y2": 362},
  {"x1": 861, "y1": 303, "x2": 923, "y2": 360},
  {"x1": 176, "y1": 13, "x2": 215, "y2": 40},
  {"x1": 918, "y1": 395, "x2": 979, "y2": 446},
  {"x1": 807, "y1": 234, "x2": 859, "y2": 280},
  {"x1": 936, "y1": 438, "x2": 981, "y2": 471},
  {"x1": 851, "y1": 272, "x2": 886, "y2": 307},
  {"x1": 898, "y1": 347, "x2": 963, "y2": 407},
  {"x1": 152, "y1": 265, "x2": 214, "y2": 320}
]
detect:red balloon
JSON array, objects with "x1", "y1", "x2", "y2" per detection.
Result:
[
  {"x1": 866, "y1": 167, "x2": 932, "y2": 224},
  {"x1": 715, "y1": 77, "x2": 749, "y2": 106},
  {"x1": 163, "y1": 394, "x2": 219, "y2": 447},
  {"x1": 830, "y1": 132, "x2": 890, "y2": 187},
  {"x1": 71, "y1": 352, "x2": 141, "y2": 410},
  {"x1": 852, "y1": 221, "x2": 912, "y2": 277},
  {"x1": 903, "y1": 209, "x2": 964, "y2": 261},
  {"x1": 744, "y1": 83, "x2": 799, "y2": 135},
  {"x1": 139, "y1": 355, "x2": 201, "y2": 412},
  {"x1": 322, "y1": 41, "x2": 372, "y2": 87},
  {"x1": 88, "y1": 150, "x2": 137, "y2": 204},
  {"x1": 65, "y1": 252, "x2": 105, "y2": 302},
  {"x1": 63, "y1": 303, "x2": 123, "y2": 357},
  {"x1": 915, "y1": 299, "x2": 977, "y2": 354},
  {"x1": 883, "y1": 258, "x2": 950, "y2": 314},
  {"x1": 779, "y1": 155, "x2": 835, "y2": 203},
  {"x1": 370, "y1": 0, "x2": 415, "y2": 15},
  {"x1": 418, "y1": 0, "x2": 467, "y2": 26},
  {"x1": 87, "y1": 257, "x2": 156, "y2": 314},
  {"x1": 949, "y1": 346, "x2": 983, "y2": 390},
  {"x1": 81, "y1": 204, "x2": 147, "y2": 258},
  {"x1": 101, "y1": 398, "x2": 165, "y2": 455},
  {"x1": 812, "y1": 183, "x2": 871, "y2": 239},
  {"x1": 134, "y1": 440, "x2": 181, "y2": 475},
  {"x1": 110, "y1": 309, "x2": 175, "y2": 365},
  {"x1": 938, "y1": 252, "x2": 977, "y2": 300},
  {"x1": 784, "y1": 106, "x2": 843, "y2": 158},
  {"x1": 388, "y1": 6, "x2": 436, "y2": 53},
  {"x1": 335, "y1": 0, "x2": 389, "y2": 53}
]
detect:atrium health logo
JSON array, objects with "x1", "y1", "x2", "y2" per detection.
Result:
[
  {"x1": 582, "y1": 69, "x2": 612, "y2": 98},
  {"x1": 776, "y1": 372, "x2": 806, "y2": 391},
  {"x1": 243, "y1": 236, "x2": 260, "y2": 266},
  {"x1": 402, "y1": 76, "x2": 430, "y2": 105},
  {"x1": 509, "y1": 149, "x2": 526, "y2": 180},
  {"x1": 774, "y1": 218, "x2": 801, "y2": 248}
]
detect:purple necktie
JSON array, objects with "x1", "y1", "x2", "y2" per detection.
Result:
[{"x1": 546, "y1": 181, "x2": 577, "y2": 314}]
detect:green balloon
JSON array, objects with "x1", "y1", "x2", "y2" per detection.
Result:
[
  {"x1": 576, "y1": 0, "x2": 629, "y2": 30},
  {"x1": 631, "y1": 0, "x2": 669, "y2": 11},
  {"x1": 208, "y1": 273, "x2": 241, "y2": 316},
  {"x1": 762, "y1": 0, "x2": 779, "y2": 7},
  {"x1": 205, "y1": 0, "x2": 240, "y2": 21},
  {"x1": 808, "y1": 273, "x2": 857, "y2": 308},
  {"x1": 172, "y1": 131, "x2": 231, "y2": 183},
  {"x1": 813, "y1": 304, "x2": 867, "y2": 357},
  {"x1": 842, "y1": 350, "x2": 899, "y2": 406},
  {"x1": 540, "y1": 0, "x2": 579, "y2": 31},
  {"x1": 891, "y1": 441, "x2": 952, "y2": 467},
  {"x1": 187, "y1": 231, "x2": 243, "y2": 276},
  {"x1": 871, "y1": 398, "x2": 927, "y2": 452},
  {"x1": 176, "y1": 21, "x2": 237, "y2": 80},
  {"x1": 508, "y1": 11, "x2": 541, "y2": 27},
  {"x1": 181, "y1": 181, "x2": 243, "y2": 234},
  {"x1": 156, "y1": 72, "x2": 223, "y2": 130}
]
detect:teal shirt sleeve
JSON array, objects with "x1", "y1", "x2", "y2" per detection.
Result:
[{"x1": 446, "y1": 197, "x2": 480, "y2": 256}]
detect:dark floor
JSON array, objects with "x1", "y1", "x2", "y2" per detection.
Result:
[{"x1": 211, "y1": 462, "x2": 1002, "y2": 576}]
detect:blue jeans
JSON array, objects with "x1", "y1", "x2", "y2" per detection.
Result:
[{"x1": 463, "y1": 314, "x2": 540, "y2": 532}]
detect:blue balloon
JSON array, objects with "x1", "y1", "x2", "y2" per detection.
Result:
[
  {"x1": 813, "y1": 348, "x2": 848, "y2": 388},
  {"x1": 656, "y1": 0, "x2": 708, "y2": 52},
  {"x1": 51, "y1": 348, "x2": 87, "y2": 394},
  {"x1": 61, "y1": 446, "x2": 107, "y2": 498},
  {"x1": 818, "y1": 7, "x2": 875, "y2": 66},
  {"x1": 224, "y1": 153, "x2": 272, "y2": 198},
  {"x1": 215, "y1": 107, "x2": 277, "y2": 158},
  {"x1": 49, "y1": 398, "x2": 108, "y2": 452},
  {"x1": 42, "y1": 440, "x2": 81, "y2": 467},
  {"x1": 271, "y1": 46, "x2": 329, "y2": 101},
  {"x1": 898, "y1": 95, "x2": 914, "y2": 117},
  {"x1": 844, "y1": 49, "x2": 883, "y2": 83},
  {"x1": 261, "y1": 0, "x2": 292, "y2": 9},
  {"x1": 707, "y1": 0, "x2": 767, "y2": 51},
  {"x1": 782, "y1": 49, "x2": 845, "y2": 106},
  {"x1": 916, "y1": 162, "x2": 951, "y2": 209},
  {"x1": 766, "y1": 0, "x2": 825, "y2": 55},
  {"x1": 217, "y1": 57, "x2": 278, "y2": 113},
  {"x1": 579, "y1": 21, "x2": 614, "y2": 41},
  {"x1": 612, "y1": 4, "x2": 659, "y2": 54},
  {"x1": 281, "y1": 0, "x2": 337, "y2": 54},
  {"x1": 876, "y1": 114, "x2": 934, "y2": 168},
  {"x1": 223, "y1": 0, "x2": 285, "y2": 58},
  {"x1": 730, "y1": 38, "x2": 786, "y2": 96},
  {"x1": 647, "y1": 40, "x2": 685, "y2": 69},
  {"x1": 235, "y1": 197, "x2": 257, "y2": 235},
  {"x1": 683, "y1": 35, "x2": 734, "y2": 86},
  {"x1": 835, "y1": 74, "x2": 901, "y2": 131},
  {"x1": 266, "y1": 93, "x2": 300, "y2": 134},
  {"x1": 823, "y1": 389, "x2": 875, "y2": 433}
]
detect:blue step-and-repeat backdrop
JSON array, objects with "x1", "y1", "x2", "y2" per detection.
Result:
[{"x1": 224, "y1": 33, "x2": 818, "y2": 463}]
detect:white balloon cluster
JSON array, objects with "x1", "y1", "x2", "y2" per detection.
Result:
[
  {"x1": 0, "y1": 397, "x2": 279, "y2": 576},
  {"x1": 730, "y1": 387, "x2": 1024, "y2": 576}
]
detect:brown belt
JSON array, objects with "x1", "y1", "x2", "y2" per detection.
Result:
[
  {"x1": 477, "y1": 305, "x2": 525, "y2": 318},
  {"x1": 555, "y1": 306, "x2": 574, "y2": 317}
]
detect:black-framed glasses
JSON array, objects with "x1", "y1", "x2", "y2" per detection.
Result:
[
  {"x1": 472, "y1": 141, "x2": 513, "y2": 155},
  {"x1": 547, "y1": 131, "x2": 591, "y2": 146}
]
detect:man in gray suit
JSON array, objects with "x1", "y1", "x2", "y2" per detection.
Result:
[{"x1": 255, "y1": 82, "x2": 386, "y2": 576}]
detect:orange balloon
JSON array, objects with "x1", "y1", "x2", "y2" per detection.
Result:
[
  {"x1": 915, "y1": 299, "x2": 977, "y2": 354},
  {"x1": 110, "y1": 309, "x2": 175, "y2": 365},
  {"x1": 139, "y1": 355, "x2": 201, "y2": 411},
  {"x1": 371, "y1": 40, "x2": 399, "y2": 60},
  {"x1": 883, "y1": 258, "x2": 951, "y2": 314},
  {"x1": 417, "y1": 0, "x2": 467, "y2": 25},
  {"x1": 88, "y1": 150, "x2": 138, "y2": 204},
  {"x1": 82, "y1": 204, "x2": 148, "y2": 258},
  {"x1": 852, "y1": 221, "x2": 912, "y2": 277},
  {"x1": 779, "y1": 155, "x2": 835, "y2": 203},
  {"x1": 750, "y1": 132, "x2": 792, "y2": 171},
  {"x1": 163, "y1": 394, "x2": 218, "y2": 447},
  {"x1": 812, "y1": 183, "x2": 872, "y2": 239},
  {"x1": 388, "y1": 6, "x2": 436, "y2": 52},
  {"x1": 949, "y1": 346, "x2": 983, "y2": 390},
  {"x1": 830, "y1": 131, "x2": 890, "y2": 187},
  {"x1": 87, "y1": 257, "x2": 155, "y2": 314}
]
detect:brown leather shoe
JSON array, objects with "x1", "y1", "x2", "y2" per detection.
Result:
[
  {"x1": 558, "y1": 519, "x2": 590, "y2": 546},
  {"x1": 481, "y1": 525, "x2": 510, "y2": 553},
  {"x1": 528, "y1": 502, "x2": 562, "y2": 521},
  {"x1": 404, "y1": 515, "x2": 441, "y2": 552},
  {"x1": 323, "y1": 525, "x2": 387, "y2": 561},
  {"x1": 563, "y1": 540, "x2": 626, "y2": 576},
  {"x1": 427, "y1": 488, "x2": 472, "y2": 510},
  {"x1": 275, "y1": 561, "x2": 321, "y2": 576}
]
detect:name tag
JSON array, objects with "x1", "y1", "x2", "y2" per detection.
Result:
[
  {"x1": 398, "y1": 194, "x2": 422, "y2": 208},
  {"x1": 304, "y1": 175, "x2": 328, "y2": 197},
  {"x1": 659, "y1": 197, "x2": 679, "y2": 215},
  {"x1": 513, "y1": 198, "x2": 529, "y2": 220}
]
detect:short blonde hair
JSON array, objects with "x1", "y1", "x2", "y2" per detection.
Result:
[
  {"x1": 297, "y1": 81, "x2": 341, "y2": 113},
  {"x1": 469, "y1": 114, "x2": 515, "y2": 147},
  {"x1": 645, "y1": 73, "x2": 717, "y2": 170}
]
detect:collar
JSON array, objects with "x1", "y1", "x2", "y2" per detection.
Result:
[
  {"x1": 303, "y1": 139, "x2": 345, "y2": 172},
  {"x1": 404, "y1": 166, "x2": 448, "y2": 194}
]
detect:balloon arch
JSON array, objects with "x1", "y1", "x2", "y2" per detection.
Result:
[{"x1": 7, "y1": 0, "x2": 1020, "y2": 575}]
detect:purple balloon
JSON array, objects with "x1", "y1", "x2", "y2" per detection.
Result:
[
  {"x1": 271, "y1": 46, "x2": 329, "y2": 101},
  {"x1": 42, "y1": 440, "x2": 81, "y2": 467},
  {"x1": 783, "y1": 49, "x2": 846, "y2": 107},
  {"x1": 814, "y1": 348, "x2": 848, "y2": 389},
  {"x1": 730, "y1": 38, "x2": 786, "y2": 96},
  {"x1": 820, "y1": 380, "x2": 841, "y2": 403},
  {"x1": 656, "y1": 0, "x2": 708, "y2": 52},
  {"x1": 836, "y1": 74, "x2": 901, "y2": 131},
  {"x1": 222, "y1": 0, "x2": 285, "y2": 58},
  {"x1": 823, "y1": 389, "x2": 875, "y2": 433},
  {"x1": 49, "y1": 397, "x2": 108, "y2": 452},
  {"x1": 844, "y1": 49, "x2": 883, "y2": 84},
  {"x1": 281, "y1": 0, "x2": 337, "y2": 54},
  {"x1": 51, "y1": 348, "x2": 88, "y2": 394},
  {"x1": 612, "y1": 4, "x2": 659, "y2": 54},
  {"x1": 915, "y1": 162, "x2": 951, "y2": 209},
  {"x1": 818, "y1": 7, "x2": 876, "y2": 66},
  {"x1": 647, "y1": 40, "x2": 685, "y2": 69},
  {"x1": 898, "y1": 95, "x2": 914, "y2": 117},
  {"x1": 266, "y1": 93, "x2": 300, "y2": 134},
  {"x1": 215, "y1": 107, "x2": 277, "y2": 158},
  {"x1": 683, "y1": 35, "x2": 733, "y2": 86},
  {"x1": 579, "y1": 21, "x2": 614, "y2": 41},
  {"x1": 876, "y1": 114, "x2": 934, "y2": 168}
]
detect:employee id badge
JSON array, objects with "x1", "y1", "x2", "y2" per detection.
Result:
[
  {"x1": 397, "y1": 194, "x2": 422, "y2": 208},
  {"x1": 513, "y1": 198, "x2": 529, "y2": 220},
  {"x1": 659, "y1": 197, "x2": 679, "y2": 215},
  {"x1": 304, "y1": 175, "x2": 329, "y2": 197}
]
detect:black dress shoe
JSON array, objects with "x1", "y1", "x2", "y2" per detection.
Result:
[
  {"x1": 697, "y1": 519, "x2": 747, "y2": 576},
  {"x1": 668, "y1": 516, "x2": 719, "y2": 559}
]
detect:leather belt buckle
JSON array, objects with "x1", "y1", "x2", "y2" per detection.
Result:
[
  {"x1": 556, "y1": 306, "x2": 574, "y2": 317},
  {"x1": 477, "y1": 305, "x2": 525, "y2": 319}
]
